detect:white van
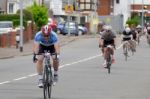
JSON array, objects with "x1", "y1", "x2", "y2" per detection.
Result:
[{"x1": 0, "y1": 21, "x2": 13, "y2": 33}]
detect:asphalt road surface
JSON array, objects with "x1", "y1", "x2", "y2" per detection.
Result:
[{"x1": 0, "y1": 35, "x2": 150, "y2": 99}]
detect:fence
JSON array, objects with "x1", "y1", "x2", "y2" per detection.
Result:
[
  {"x1": 98, "y1": 14, "x2": 124, "y2": 33},
  {"x1": 0, "y1": 22, "x2": 36, "y2": 48}
]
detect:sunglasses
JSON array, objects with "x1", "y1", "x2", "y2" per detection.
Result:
[{"x1": 43, "y1": 35, "x2": 49, "y2": 37}]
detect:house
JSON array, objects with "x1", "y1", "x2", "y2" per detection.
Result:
[
  {"x1": 0, "y1": 0, "x2": 42, "y2": 14},
  {"x1": 97, "y1": 0, "x2": 150, "y2": 25}
]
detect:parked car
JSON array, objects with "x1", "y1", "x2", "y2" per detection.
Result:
[
  {"x1": 78, "y1": 24, "x2": 88, "y2": 35},
  {"x1": 57, "y1": 22, "x2": 64, "y2": 34},
  {"x1": 0, "y1": 21, "x2": 13, "y2": 33},
  {"x1": 61, "y1": 21, "x2": 79, "y2": 36}
]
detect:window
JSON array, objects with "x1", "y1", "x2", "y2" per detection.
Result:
[
  {"x1": 78, "y1": 0, "x2": 94, "y2": 11},
  {"x1": 8, "y1": 3, "x2": 14, "y2": 14},
  {"x1": 116, "y1": 0, "x2": 120, "y2": 4}
]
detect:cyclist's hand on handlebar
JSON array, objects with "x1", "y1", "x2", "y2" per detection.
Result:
[
  {"x1": 56, "y1": 54, "x2": 60, "y2": 60},
  {"x1": 33, "y1": 53, "x2": 37, "y2": 63}
]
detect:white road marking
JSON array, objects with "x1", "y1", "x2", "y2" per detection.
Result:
[
  {"x1": 0, "y1": 44, "x2": 123, "y2": 85},
  {"x1": 13, "y1": 77, "x2": 27, "y2": 81},
  {"x1": 0, "y1": 81, "x2": 10, "y2": 85}
]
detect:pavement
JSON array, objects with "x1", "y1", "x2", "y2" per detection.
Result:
[
  {"x1": 0, "y1": 34, "x2": 122, "y2": 59},
  {"x1": 0, "y1": 34, "x2": 97, "y2": 59}
]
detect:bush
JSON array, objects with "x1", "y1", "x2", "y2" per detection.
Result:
[
  {"x1": 27, "y1": 2, "x2": 48, "y2": 30},
  {"x1": 126, "y1": 16, "x2": 140, "y2": 26},
  {"x1": 0, "y1": 14, "x2": 20, "y2": 21}
]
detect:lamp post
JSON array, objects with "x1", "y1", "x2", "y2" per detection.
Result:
[
  {"x1": 141, "y1": 0, "x2": 144, "y2": 33},
  {"x1": 67, "y1": 0, "x2": 70, "y2": 36},
  {"x1": 19, "y1": 0, "x2": 23, "y2": 52}
]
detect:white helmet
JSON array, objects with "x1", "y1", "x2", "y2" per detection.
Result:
[
  {"x1": 147, "y1": 26, "x2": 150, "y2": 30},
  {"x1": 125, "y1": 27, "x2": 131, "y2": 33},
  {"x1": 104, "y1": 25, "x2": 112, "y2": 30},
  {"x1": 137, "y1": 25, "x2": 141, "y2": 28}
]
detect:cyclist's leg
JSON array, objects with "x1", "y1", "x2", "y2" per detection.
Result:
[
  {"x1": 102, "y1": 40, "x2": 107, "y2": 66},
  {"x1": 49, "y1": 45, "x2": 59, "y2": 83},
  {"x1": 36, "y1": 44, "x2": 45, "y2": 87},
  {"x1": 122, "y1": 38, "x2": 127, "y2": 54}
]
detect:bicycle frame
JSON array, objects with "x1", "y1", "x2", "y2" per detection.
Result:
[
  {"x1": 43, "y1": 51, "x2": 53, "y2": 99},
  {"x1": 123, "y1": 41, "x2": 130, "y2": 61},
  {"x1": 105, "y1": 45, "x2": 113, "y2": 74},
  {"x1": 147, "y1": 35, "x2": 150, "y2": 47}
]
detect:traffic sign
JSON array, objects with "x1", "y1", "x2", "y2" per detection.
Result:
[{"x1": 65, "y1": 5, "x2": 74, "y2": 14}]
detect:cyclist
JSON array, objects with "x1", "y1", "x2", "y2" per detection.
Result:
[
  {"x1": 98, "y1": 23, "x2": 106, "y2": 55},
  {"x1": 100, "y1": 25, "x2": 116, "y2": 67},
  {"x1": 122, "y1": 27, "x2": 136, "y2": 54},
  {"x1": 33, "y1": 25, "x2": 60, "y2": 88},
  {"x1": 146, "y1": 26, "x2": 150, "y2": 38}
]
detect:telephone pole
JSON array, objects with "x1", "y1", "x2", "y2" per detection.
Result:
[{"x1": 19, "y1": 0, "x2": 23, "y2": 52}]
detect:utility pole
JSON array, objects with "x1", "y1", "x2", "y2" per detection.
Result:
[
  {"x1": 67, "y1": 0, "x2": 70, "y2": 36},
  {"x1": 19, "y1": 0, "x2": 23, "y2": 52},
  {"x1": 141, "y1": 0, "x2": 144, "y2": 33}
]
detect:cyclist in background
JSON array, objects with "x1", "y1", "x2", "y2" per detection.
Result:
[
  {"x1": 122, "y1": 27, "x2": 136, "y2": 54},
  {"x1": 100, "y1": 25, "x2": 116, "y2": 67},
  {"x1": 98, "y1": 22, "x2": 106, "y2": 55},
  {"x1": 33, "y1": 25, "x2": 60, "y2": 88}
]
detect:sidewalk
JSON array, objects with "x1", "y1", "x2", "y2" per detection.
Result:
[
  {"x1": 0, "y1": 34, "x2": 122, "y2": 59},
  {"x1": 0, "y1": 34, "x2": 78, "y2": 59}
]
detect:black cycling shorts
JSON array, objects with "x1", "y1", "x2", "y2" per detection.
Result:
[
  {"x1": 123, "y1": 37, "x2": 131, "y2": 41},
  {"x1": 38, "y1": 44, "x2": 56, "y2": 54},
  {"x1": 103, "y1": 40, "x2": 114, "y2": 47}
]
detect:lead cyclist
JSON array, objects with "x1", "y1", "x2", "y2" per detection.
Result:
[
  {"x1": 33, "y1": 25, "x2": 60, "y2": 88},
  {"x1": 100, "y1": 25, "x2": 116, "y2": 67}
]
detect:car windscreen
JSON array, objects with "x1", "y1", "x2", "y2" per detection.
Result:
[
  {"x1": 65, "y1": 22, "x2": 76, "y2": 28},
  {"x1": 0, "y1": 22, "x2": 13, "y2": 28}
]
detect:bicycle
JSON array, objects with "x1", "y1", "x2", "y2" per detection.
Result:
[
  {"x1": 105, "y1": 45, "x2": 113, "y2": 74},
  {"x1": 42, "y1": 51, "x2": 53, "y2": 99},
  {"x1": 147, "y1": 34, "x2": 150, "y2": 47},
  {"x1": 123, "y1": 41, "x2": 130, "y2": 61},
  {"x1": 123, "y1": 40, "x2": 135, "y2": 61}
]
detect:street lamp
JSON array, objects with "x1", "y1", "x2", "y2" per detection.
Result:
[
  {"x1": 141, "y1": 0, "x2": 144, "y2": 33},
  {"x1": 19, "y1": 0, "x2": 23, "y2": 52}
]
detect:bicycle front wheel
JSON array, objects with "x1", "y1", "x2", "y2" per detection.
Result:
[
  {"x1": 43, "y1": 66, "x2": 53, "y2": 99},
  {"x1": 106, "y1": 56, "x2": 111, "y2": 74}
]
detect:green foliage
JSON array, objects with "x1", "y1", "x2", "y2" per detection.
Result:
[
  {"x1": 13, "y1": 19, "x2": 27, "y2": 28},
  {"x1": 126, "y1": 15, "x2": 140, "y2": 26},
  {"x1": 17, "y1": 9, "x2": 33, "y2": 21},
  {"x1": 0, "y1": 14, "x2": 20, "y2": 21},
  {"x1": 27, "y1": 2, "x2": 48, "y2": 30}
]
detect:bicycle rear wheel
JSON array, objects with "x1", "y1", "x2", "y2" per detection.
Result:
[
  {"x1": 124, "y1": 47, "x2": 128, "y2": 61},
  {"x1": 43, "y1": 66, "x2": 53, "y2": 99},
  {"x1": 106, "y1": 55, "x2": 111, "y2": 74}
]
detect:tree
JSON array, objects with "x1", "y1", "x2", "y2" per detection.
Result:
[{"x1": 27, "y1": 2, "x2": 48, "y2": 30}]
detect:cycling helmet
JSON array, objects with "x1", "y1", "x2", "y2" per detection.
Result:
[
  {"x1": 41, "y1": 25, "x2": 52, "y2": 36},
  {"x1": 147, "y1": 26, "x2": 150, "y2": 30},
  {"x1": 104, "y1": 25, "x2": 112, "y2": 31},
  {"x1": 136, "y1": 25, "x2": 141, "y2": 28},
  {"x1": 125, "y1": 27, "x2": 131, "y2": 33}
]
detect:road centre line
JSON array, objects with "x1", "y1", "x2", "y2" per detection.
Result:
[{"x1": 0, "y1": 44, "x2": 123, "y2": 85}]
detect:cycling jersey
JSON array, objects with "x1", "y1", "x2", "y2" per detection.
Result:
[
  {"x1": 101, "y1": 30, "x2": 116, "y2": 41},
  {"x1": 34, "y1": 31, "x2": 58, "y2": 46},
  {"x1": 122, "y1": 30, "x2": 132, "y2": 41}
]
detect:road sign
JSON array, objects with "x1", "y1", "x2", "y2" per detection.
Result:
[{"x1": 65, "y1": 5, "x2": 74, "y2": 14}]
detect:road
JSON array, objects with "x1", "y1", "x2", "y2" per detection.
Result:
[{"x1": 0, "y1": 35, "x2": 150, "y2": 99}]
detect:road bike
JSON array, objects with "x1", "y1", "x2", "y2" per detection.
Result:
[
  {"x1": 147, "y1": 34, "x2": 150, "y2": 47},
  {"x1": 123, "y1": 40, "x2": 135, "y2": 61},
  {"x1": 123, "y1": 41, "x2": 131, "y2": 61},
  {"x1": 137, "y1": 33, "x2": 142, "y2": 45},
  {"x1": 42, "y1": 51, "x2": 53, "y2": 99},
  {"x1": 105, "y1": 45, "x2": 113, "y2": 74}
]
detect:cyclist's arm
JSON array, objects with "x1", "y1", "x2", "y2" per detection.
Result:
[
  {"x1": 54, "y1": 42, "x2": 60, "y2": 55},
  {"x1": 33, "y1": 41, "x2": 40, "y2": 54}
]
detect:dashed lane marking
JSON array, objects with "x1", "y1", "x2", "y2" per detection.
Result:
[{"x1": 0, "y1": 44, "x2": 123, "y2": 85}]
